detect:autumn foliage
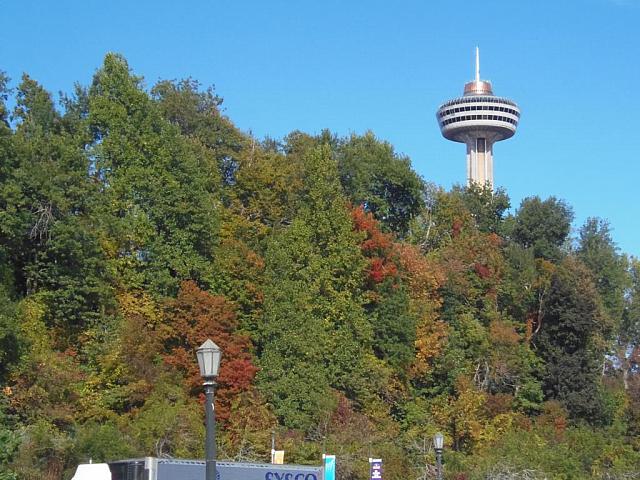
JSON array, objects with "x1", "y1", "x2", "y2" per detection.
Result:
[
  {"x1": 351, "y1": 205, "x2": 398, "y2": 284},
  {"x1": 160, "y1": 281, "x2": 258, "y2": 423}
]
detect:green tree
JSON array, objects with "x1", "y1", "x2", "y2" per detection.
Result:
[
  {"x1": 87, "y1": 54, "x2": 221, "y2": 295},
  {"x1": 151, "y1": 78, "x2": 245, "y2": 187},
  {"x1": 535, "y1": 257, "x2": 612, "y2": 423},
  {"x1": 622, "y1": 258, "x2": 640, "y2": 436},
  {"x1": 70, "y1": 420, "x2": 136, "y2": 465},
  {"x1": 577, "y1": 217, "x2": 629, "y2": 322},
  {"x1": 453, "y1": 183, "x2": 510, "y2": 235},
  {"x1": 257, "y1": 145, "x2": 374, "y2": 429},
  {"x1": 0, "y1": 392, "x2": 19, "y2": 480},
  {"x1": 336, "y1": 132, "x2": 424, "y2": 237},
  {"x1": 0, "y1": 287, "x2": 20, "y2": 384},
  {"x1": 0, "y1": 75, "x2": 111, "y2": 341},
  {"x1": 622, "y1": 258, "x2": 640, "y2": 355},
  {"x1": 511, "y1": 196, "x2": 573, "y2": 261}
]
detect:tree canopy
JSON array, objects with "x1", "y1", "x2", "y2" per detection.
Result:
[{"x1": 0, "y1": 57, "x2": 638, "y2": 480}]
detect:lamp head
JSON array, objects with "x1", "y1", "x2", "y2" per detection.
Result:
[
  {"x1": 196, "y1": 339, "x2": 222, "y2": 379},
  {"x1": 433, "y1": 432, "x2": 444, "y2": 451}
]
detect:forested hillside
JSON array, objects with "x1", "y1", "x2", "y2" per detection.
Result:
[{"x1": 0, "y1": 54, "x2": 639, "y2": 480}]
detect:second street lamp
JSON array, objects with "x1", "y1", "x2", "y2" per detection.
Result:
[
  {"x1": 433, "y1": 432, "x2": 444, "y2": 480},
  {"x1": 196, "y1": 339, "x2": 222, "y2": 480}
]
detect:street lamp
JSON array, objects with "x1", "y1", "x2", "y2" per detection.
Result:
[
  {"x1": 433, "y1": 432, "x2": 444, "y2": 480},
  {"x1": 197, "y1": 339, "x2": 222, "y2": 480}
]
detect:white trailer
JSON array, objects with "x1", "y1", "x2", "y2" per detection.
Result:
[{"x1": 72, "y1": 457, "x2": 324, "y2": 480}]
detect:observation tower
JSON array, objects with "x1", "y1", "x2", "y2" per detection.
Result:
[{"x1": 436, "y1": 48, "x2": 520, "y2": 188}]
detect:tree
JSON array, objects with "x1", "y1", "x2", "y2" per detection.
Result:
[
  {"x1": 453, "y1": 183, "x2": 510, "y2": 235},
  {"x1": 622, "y1": 258, "x2": 640, "y2": 435},
  {"x1": 431, "y1": 376, "x2": 486, "y2": 451},
  {"x1": 279, "y1": 130, "x2": 426, "y2": 238},
  {"x1": 0, "y1": 73, "x2": 15, "y2": 230},
  {"x1": 151, "y1": 78, "x2": 245, "y2": 187},
  {"x1": 622, "y1": 258, "x2": 640, "y2": 362},
  {"x1": 351, "y1": 206, "x2": 415, "y2": 370},
  {"x1": 0, "y1": 287, "x2": 20, "y2": 385},
  {"x1": 337, "y1": 132, "x2": 424, "y2": 237},
  {"x1": 0, "y1": 75, "x2": 111, "y2": 342},
  {"x1": 535, "y1": 257, "x2": 612, "y2": 423},
  {"x1": 88, "y1": 53, "x2": 221, "y2": 295},
  {"x1": 7, "y1": 297, "x2": 86, "y2": 479},
  {"x1": 161, "y1": 281, "x2": 258, "y2": 424},
  {"x1": 257, "y1": 145, "x2": 375, "y2": 429},
  {"x1": 511, "y1": 196, "x2": 573, "y2": 261},
  {"x1": 577, "y1": 217, "x2": 629, "y2": 322}
]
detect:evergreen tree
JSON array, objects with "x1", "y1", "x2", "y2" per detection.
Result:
[
  {"x1": 0, "y1": 71, "x2": 15, "y2": 297},
  {"x1": 0, "y1": 75, "x2": 110, "y2": 340},
  {"x1": 257, "y1": 145, "x2": 374, "y2": 429},
  {"x1": 535, "y1": 257, "x2": 612, "y2": 423}
]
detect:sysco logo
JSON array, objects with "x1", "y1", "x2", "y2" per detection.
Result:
[{"x1": 265, "y1": 472, "x2": 318, "y2": 480}]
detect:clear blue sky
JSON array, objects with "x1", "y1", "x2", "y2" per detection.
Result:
[{"x1": 1, "y1": 0, "x2": 639, "y2": 256}]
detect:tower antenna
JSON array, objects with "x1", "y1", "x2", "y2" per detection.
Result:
[{"x1": 475, "y1": 46, "x2": 480, "y2": 83}]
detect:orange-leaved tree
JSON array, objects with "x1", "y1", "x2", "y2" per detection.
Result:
[{"x1": 160, "y1": 280, "x2": 258, "y2": 423}]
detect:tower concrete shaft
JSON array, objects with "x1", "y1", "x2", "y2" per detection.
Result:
[
  {"x1": 436, "y1": 48, "x2": 519, "y2": 188},
  {"x1": 467, "y1": 137, "x2": 493, "y2": 186}
]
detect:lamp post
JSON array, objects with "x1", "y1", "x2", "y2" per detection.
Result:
[
  {"x1": 433, "y1": 432, "x2": 444, "y2": 480},
  {"x1": 196, "y1": 339, "x2": 222, "y2": 480}
]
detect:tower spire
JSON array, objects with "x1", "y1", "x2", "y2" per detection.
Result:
[{"x1": 475, "y1": 46, "x2": 480, "y2": 83}]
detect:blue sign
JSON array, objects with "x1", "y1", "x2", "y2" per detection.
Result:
[
  {"x1": 148, "y1": 459, "x2": 323, "y2": 480},
  {"x1": 369, "y1": 458, "x2": 382, "y2": 480}
]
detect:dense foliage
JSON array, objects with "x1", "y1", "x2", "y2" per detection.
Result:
[{"x1": 0, "y1": 56, "x2": 638, "y2": 480}]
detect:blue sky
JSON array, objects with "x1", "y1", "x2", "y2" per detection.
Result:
[{"x1": 1, "y1": 0, "x2": 639, "y2": 256}]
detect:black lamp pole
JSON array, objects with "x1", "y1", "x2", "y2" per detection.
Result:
[{"x1": 205, "y1": 379, "x2": 217, "y2": 480}]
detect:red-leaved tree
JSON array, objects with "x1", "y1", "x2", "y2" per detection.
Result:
[
  {"x1": 351, "y1": 205, "x2": 398, "y2": 285},
  {"x1": 161, "y1": 280, "x2": 258, "y2": 423}
]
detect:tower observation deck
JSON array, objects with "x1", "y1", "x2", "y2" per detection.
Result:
[{"x1": 436, "y1": 48, "x2": 520, "y2": 188}]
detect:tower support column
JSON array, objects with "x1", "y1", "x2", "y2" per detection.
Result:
[{"x1": 465, "y1": 138, "x2": 494, "y2": 188}]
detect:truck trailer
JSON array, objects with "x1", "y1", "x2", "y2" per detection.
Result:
[{"x1": 71, "y1": 457, "x2": 325, "y2": 480}]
